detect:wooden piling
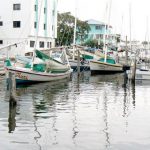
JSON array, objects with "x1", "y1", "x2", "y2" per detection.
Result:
[
  {"x1": 8, "y1": 100, "x2": 16, "y2": 133},
  {"x1": 131, "y1": 57, "x2": 136, "y2": 83},
  {"x1": 125, "y1": 36, "x2": 128, "y2": 65},
  {"x1": 77, "y1": 49, "x2": 80, "y2": 76},
  {"x1": 8, "y1": 72, "x2": 16, "y2": 104}
]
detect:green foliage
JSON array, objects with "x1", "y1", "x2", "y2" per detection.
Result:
[
  {"x1": 56, "y1": 12, "x2": 90, "y2": 46},
  {"x1": 83, "y1": 39, "x2": 103, "y2": 48}
]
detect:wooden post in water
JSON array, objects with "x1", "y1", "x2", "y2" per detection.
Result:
[
  {"x1": 77, "y1": 49, "x2": 80, "y2": 76},
  {"x1": 131, "y1": 56, "x2": 136, "y2": 83},
  {"x1": 125, "y1": 36, "x2": 128, "y2": 65},
  {"x1": 8, "y1": 72, "x2": 16, "y2": 104}
]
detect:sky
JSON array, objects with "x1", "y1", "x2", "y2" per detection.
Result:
[{"x1": 58, "y1": 0, "x2": 150, "y2": 41}]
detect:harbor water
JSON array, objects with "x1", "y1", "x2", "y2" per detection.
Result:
[{"x1": 0, "y1": 71, "x2": 150, "y2": 150}]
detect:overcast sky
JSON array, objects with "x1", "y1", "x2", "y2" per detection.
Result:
[{"x1": 58, "y1": 0, "x2": 150, "y2": 41}]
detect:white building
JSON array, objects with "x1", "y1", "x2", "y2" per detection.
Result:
[{"x1": 0, "y1": 0, "x2": 57, "y2": 57}]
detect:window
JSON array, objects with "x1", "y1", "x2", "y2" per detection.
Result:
[
  {"x1": 95, "y1": 25, "x2": 102, "y2": 30},
  {"x1": 49, "y1": 42, "x2": 52, "y2": 48},
  {"x1": 39, "y1": 41, "x2": 44, "y2": 48},
  {"x1": 47, "y1": 42, "x2": 51, "y2": 48},
  {"x1": 35, "y1": 5, "x2": 37, "y2": 11},
  {"x1": 0, "y1": 21, "x2": 3, "y2": 26},
  {"x1": 30, "y1": 41, "x2": 35, "y2": 47},
  {"x1": 0, "y1": 40, "x2": 3, "y2": 44},
  {"x1": 96, "y1": 34, "x2": 100, "y2": 39},
  {"x1": 44, "y1": 24, "x2": 46, "y2": 30},
  {"x1": 13, "y1": 21, "x2": 21, "y2": 28},
  {"x1": 13, "y1": 4, "x2": 21, "y2": 10},
  {"x1": 47, "y1": 42, "x2": 49, "y2": 48},
  {"x1": 44, "y1": 8, "x2": 46, "y2": 14},
  {"x1": 34, "y1": 22, "x2": 37, "y2": 28},
  {"x1": 52, "y1": 10, "x2": 55, "y2": 16}
]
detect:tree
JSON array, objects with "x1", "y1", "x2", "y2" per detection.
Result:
[
  {"x1": 56, "y1": 12, "x2": 90, "y2": 46},
  {"x1": 82, "y1": 39, "x2": 104, "y2": 49}
]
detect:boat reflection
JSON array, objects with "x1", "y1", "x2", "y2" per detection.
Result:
[{"x1": 7, "y1": 78, "x2": 70, "y2": 147}]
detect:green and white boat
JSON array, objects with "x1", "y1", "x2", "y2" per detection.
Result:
[{"x1": 5, "y1": 49, "x2": 72, "y2": 84}]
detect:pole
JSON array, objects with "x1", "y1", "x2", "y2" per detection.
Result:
[
  {"x1": 77, "y1": 49, "x2": 80, "y2": 76},
  {"x1": 131, "y1": 56, "x2": 136, "y2": 82},
  {"x1": 8, "y1": 72, "x2": 16, "y2": 104},
  {"x1": 73, "y1": 0, "x2": 77, "y2": 60},
  {"x1": 125, "y1": 36, "x2": 128, "y2": 65},
  {"x1": 129, "y1": 3, "x2": 132, "y2": 52}
]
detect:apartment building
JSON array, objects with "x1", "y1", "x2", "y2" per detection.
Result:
[{"x1": 0, "y1": 0, "x2": 57, "y2": 56}]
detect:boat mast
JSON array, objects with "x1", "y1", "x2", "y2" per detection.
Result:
[
  {"x1": 32, "y1": 0, "x2": 44, "y2": 68},
  {"x1": 129, "y1": 3, "x2": 132, "y2": 53},
  {"x1": 104, "y1": 0, "x2": 112, "y2": 63},
  {"x1": 73, "y1": 0, "x2": 77, "y2": 60}
]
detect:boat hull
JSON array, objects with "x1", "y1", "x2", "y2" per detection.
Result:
[
  {"x1": 127, "y1": 69, "x2": 150, "y2": 80},
  {"x1": 69, "y1": 59, "x2": 90, "y2": 71},
  {"x1": 6, "y1": 66, "x2": 71, "y2": 84},
  {"x1": 89, "y1": 60, "x2": 123, "y2": 74}
]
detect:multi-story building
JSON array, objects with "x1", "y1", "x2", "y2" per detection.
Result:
[
  {"x1": 0, "y1": 0, "x2": 57, "y2": 56},
  {"x1": 80, "y1": 19, "x2": 117, "y2": 47}
]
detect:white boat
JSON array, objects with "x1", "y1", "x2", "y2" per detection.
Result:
[
  {"x1": 5, "y1": 66, "x2": 71, "y2": 84},
  {"x1": 127, "y1": 68, "x2": 150, "y2": 80},
  {"x1": 89, "y1": 58, "x2": 123, "y2": 74},
  {"x1": 68, "y1": 59, "x2": 89, "y2": 71},
  {"x1": 5, "y1": 49, "x2": 72, "y2": 84}
]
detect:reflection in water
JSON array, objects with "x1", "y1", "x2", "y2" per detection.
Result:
[
  {"x1": 72, "y1": 75, "x2": 79, "y2": 144},
  {"x1": 14, "y1": 79, "x2": 70, "y2": 148},
  {"x1": 33, "y1": 118, "x2": 42, "y2": 150},
  {"x1": 8, "y1": 101, "x2": 16, "y2": 133},
  {"x1": 2, "y1": 71, "x2": 150, "y2": 150},
  {"x1": 131, "y1": 82, "x2": 136, "y2": 107},
  {"x1": 102, "y1": 86, "x2": 110, "y2": 148}
]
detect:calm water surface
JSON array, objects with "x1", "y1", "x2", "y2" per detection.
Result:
[{"x1": 0, "y1": 72, "x2": 150, "y2": 150}]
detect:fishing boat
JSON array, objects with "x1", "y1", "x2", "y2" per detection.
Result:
[
  {"x1": 127, "y1": 64, "x2": 150, "y2": 80},
  {"x1": 89, "y1": 0, "x2": 123, "y2": 74},
  {"x1": 66, "y1": 46, "x2": 90, "y2": 71},
  {"x1": 89, "y1": 57, "x2": 123, "y2": 74},
  {"x1": 5, "y1": 49, "x2": 72, "y2": 84}
]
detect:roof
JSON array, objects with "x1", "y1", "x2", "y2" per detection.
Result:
[{"x1": 86, "y1": 19, "x2": 105, "y2": 25}]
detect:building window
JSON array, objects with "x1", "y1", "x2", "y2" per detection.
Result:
[
  {"x1": 30, "y1": 41, "x2": 35, "y2": 47},
  {"x1": 95, "y1": 25, "x2": 102, "y2": 30},
  {"x1": 34, "y1": 22, "x2": 37, "y2": 28},
  {"x1": 35, "y1": 5, "x2": 37, "y2": 11},
  {"x1": 13, "y1": 4, "x2": 21, "y2": 10},
  {"x1": 0, "y1": 21, "x2": 3, "y2": 26},
  {"x1": 0, "y1": 40, "x2": 3, "y2": 44},
  {"x1": 47, "y1": 42, "x2": 49, "y2": 48},
  {"x1": 13, "y1": 21, "x2": 21, "y2": 28},
  {"x1": 39, "y1": 41, "x2": 44, "y2": 48},
  {"x1": 47, "y1": 42, "x2": 51, "y2": 48},
  {"x1": 44, "y1": 8, "x2": 46, "y2": 14},
  {"x1": 44, "y1": 24, "x2": 46, "y2": 30},
  {"x1": 52, "y1": 10, "x2": 55, "y2": 16},
  {"x1": 96, "y1": 34, "x2": 100, "y2": 39}
]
